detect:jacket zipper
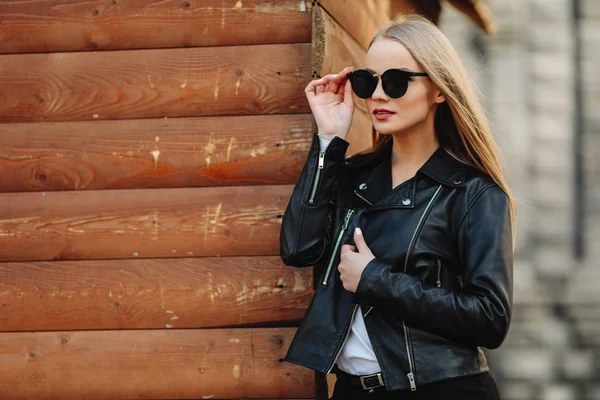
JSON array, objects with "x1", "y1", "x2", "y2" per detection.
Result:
[
  {"x1": 325, "y1": 303, "x2": 358, "y2": 374},
  {"x1": 322, "y1": 208, "x2": 355, "y2": 285},
  {"x1": 401, "y1": 185, "x2": 443, "y2": 391},
  {"x1": 308, "y1": 151, "x2": 325, "y2": 204},
  {"x1": 436, "y1": 259, "x2": 442, "y2": 288},
  {"x1": 322, "y1": 208, "x2": 358, "y2": 373},
  {"x1": 402, "y1": 322, "x2": 417, "y2": 391}
]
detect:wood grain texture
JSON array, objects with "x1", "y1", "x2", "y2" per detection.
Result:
[
  {"x1": 0, "y1": 256, "x2": 312, "y2": 332},
  {"x1": 0, "y1": 328, "x2": 314, "y2": 399},
  {"x1": 0, "y1": 185, "x2": 292, "y2": 261},
  {"x1": 313, "y1": 6, "x2": 372, "y2": 155},
  {"x1": 0, "y1": 44, "x2": 310, "y2": 122},
  {"x1": 0, "y1": 0, "x2": 312, "y2": 54},
  {"x1": 0, "y1": 114, "x2": 312, "y2": 192},
  {"x1": 318, "y1": 0, "x2": 389, "y2": 50}
]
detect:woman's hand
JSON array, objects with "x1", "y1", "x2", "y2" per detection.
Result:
[
  {"x1": 304, "y1": 66, "x2": 355, "y2": 141},
  {"x1": 338, "y1": 228, "x2": 375, "y2": 293}
]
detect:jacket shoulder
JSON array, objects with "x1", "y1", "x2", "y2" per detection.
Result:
[
  {"x1": 462, "y1": 164, "x2": 500, "y2": 190},
  {"x1": 460, "y1": 165, "x2": 508, "y2": 210}
]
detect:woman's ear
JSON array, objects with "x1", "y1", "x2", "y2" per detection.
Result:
[{"x1": 434, "y1": 88, "x2": 446, "y2": 104}]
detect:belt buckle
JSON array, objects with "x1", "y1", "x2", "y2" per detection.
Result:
[{"x1": 359, "y1": 373, "x2": 384, "y2": 390}]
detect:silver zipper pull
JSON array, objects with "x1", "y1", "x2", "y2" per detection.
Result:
[
  {"x1": 407, "y1": 372, "x2": 417, "y2": 391},
  {"x1": 318, "y1": 151, "x2": 325, "y2": 169},
  {"x1": 436, "y1": 259, "x2": 442, "y2": 288},
  {"x1": 342, "y1": 209, "x2": 353, "y2": 229}
]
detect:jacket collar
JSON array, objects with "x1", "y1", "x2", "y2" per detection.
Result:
[
  {"x1": 418, "y1": 146, "x2": 466, "y2": 188},
  {"x1": 345, "y1": 137, "x2": 467, "y2": 188},
  {"x1": 343, "y1": 136, "x2": 391, "y2": 169}
]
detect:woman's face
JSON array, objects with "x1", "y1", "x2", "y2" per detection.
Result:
[{"x1": 364, "y1": 39, "x2": 445, "y2": 137}]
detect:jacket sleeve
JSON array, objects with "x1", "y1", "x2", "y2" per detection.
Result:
[
  {"x1": 279, "y1": 133, "x2": 350, "y2": 267},
  {"x1": 354, "y1": 184, "x2": 513, "y2": 349}
]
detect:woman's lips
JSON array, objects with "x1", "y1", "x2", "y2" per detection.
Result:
[{"x1": 373, "y1": 109, "x2": 395, "y2": 121}]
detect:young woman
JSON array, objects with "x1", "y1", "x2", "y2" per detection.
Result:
[{"x1": 279, "y1": 15, "x2": 513, "y2": 400}]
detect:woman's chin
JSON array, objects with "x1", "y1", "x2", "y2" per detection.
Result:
[{"x1": 372, "y1": 123, "x2": 399, "y2": 136}]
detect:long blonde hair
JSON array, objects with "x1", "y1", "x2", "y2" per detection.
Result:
[{"x1": 367, "y1": 15, "x2": 516, "y2": 225}]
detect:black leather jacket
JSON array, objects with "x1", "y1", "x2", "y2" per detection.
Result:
[{"x1": 279, "y1": 133, "x2": 513, "y2": 391}]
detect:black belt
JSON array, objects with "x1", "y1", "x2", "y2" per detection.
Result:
[{"x1": 334, "y1": 367, "x2": 385, "y2": 391}]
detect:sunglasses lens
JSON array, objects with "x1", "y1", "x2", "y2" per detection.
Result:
[
  {"x1": 349, "y1": 70, "x2": 377, "y2": 99},
  {"x1": 382, "y1": 70, "x2": 409, "y2": 98}
]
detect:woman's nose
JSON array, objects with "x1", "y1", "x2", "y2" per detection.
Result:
[{"x1": 371, "y1": 78, "x2": 388, "y2": 101}]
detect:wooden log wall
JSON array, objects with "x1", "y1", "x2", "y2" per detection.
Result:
[
  {"x1": 0, "y1": 0, "x2": 312, "y2": 53},
  {"x1": 0, "y1": 1, "x2": 319, "y2": 399}
]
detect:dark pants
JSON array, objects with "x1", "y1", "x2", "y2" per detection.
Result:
[{"x1": 330, "y1": 372, "x2": 502, "y2": 400}]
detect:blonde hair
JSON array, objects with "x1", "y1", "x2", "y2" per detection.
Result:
[{"x1": 367, "y1": 14, "x2": 516, "y2": 227}]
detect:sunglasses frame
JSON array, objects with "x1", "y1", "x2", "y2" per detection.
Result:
[{"x1": 347, "y1": 68, "x2": 429, "y2": 99}]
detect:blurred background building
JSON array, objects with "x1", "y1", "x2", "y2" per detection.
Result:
[{"x1": 441, "y1": 0, "x2": 599, "y2": 399}]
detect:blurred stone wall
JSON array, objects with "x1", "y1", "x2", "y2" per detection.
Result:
[{"x1": 440, "y1": 0, "x2": 599, "y2": 399}]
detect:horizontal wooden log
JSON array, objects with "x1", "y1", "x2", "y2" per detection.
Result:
[
  {"x1": 0, "y1": 43, "x2": 310, "y2": 122},
  {"x1": 0, "y1": 256, "x2": 312, "y2": 332},
  {"x1": 313, "y1": 6, "x2": 372, "y2": 155},
  {"x1": 0, "y1": 0, "x2": 311, "y2": 54},
  {"x1": 0, "y1": 185, "x2": 292, "y2": 261},
  {"x1": 0, "y1": 114, "x2": 312, "y2": 192},
  {"x1": 0, "y1": 328, "x2": 314, "y2": 399}
]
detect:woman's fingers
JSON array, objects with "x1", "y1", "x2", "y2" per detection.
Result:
[
  {"x1": 316, "y1": 81, "x2": 326, "y2": 94},
  {"x1": 305, "y1": 77, "x2": 327, "y2": 96},
  {"x1": 343, "y1": 78, "x2": 354, "y2": 108},
  {"x1": 335, "y1": 76, "x2": 349, "y2": 95},
  {"x1": 304, "y1": 79, "x2": 322, "y2": 98},
  {"x1": 325, "y1": 68, "x2": 353, "y2": 92},
  {"x1": 326, "y1": 74, "x2": 343, "y2": 93},
  {"x1": 336, "y1": 66, "x2": 354, "y2": 82},
  {"x1": 312, "y1": 74, "x2": 338, "y2": 94},
  {"x1": 304, "y1": 67, "x2": 354, "y2": 98}
]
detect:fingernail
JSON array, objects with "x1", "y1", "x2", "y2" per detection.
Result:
[{"x1": 355, "y1": 227, "x2": 362, "y2": 236}]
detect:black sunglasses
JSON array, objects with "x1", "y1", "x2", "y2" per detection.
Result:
[{"x1": 347, "y1": 69, "x2": 429, "y2": 99}]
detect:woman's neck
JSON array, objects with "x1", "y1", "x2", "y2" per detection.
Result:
[
  {"x1": 389, "y1": 128, "x2": 439, "y2": 186},
  {"x1": 391, "y1": 130, "x2": 439, "y2": 168}
]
